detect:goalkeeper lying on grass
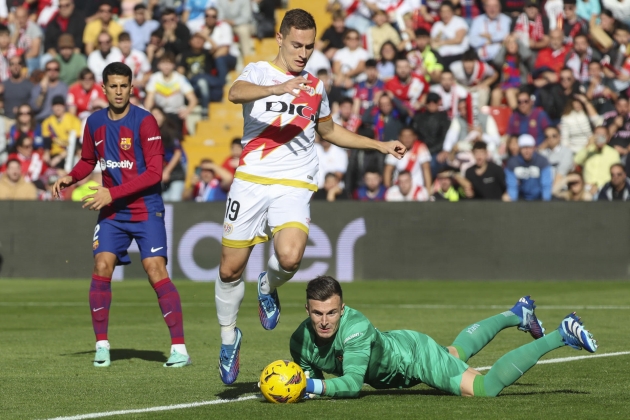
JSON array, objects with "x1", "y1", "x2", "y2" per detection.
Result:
[{"x1": 290, "y1": 276, "x2": 598, "y2": 398}]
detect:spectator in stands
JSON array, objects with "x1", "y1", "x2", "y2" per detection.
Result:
[
  {"x1": 512, "y1": 0, "x2": 550, "y2": 54},
  {"x1": 598, "y1": 163, "x2": 630, "y2": 200},
  {"x1": 333, "y1": 98, "x2": 362, "y2": 133},
  {"x1": 53, "y1": 34, "x2": 87, "y2": 86},
  {"x1": 333, "y1": 29, "x2": 369, "y2": 93},
  {"x1": 159, "y1": 7, "x2": 191, "y2": 57},
  {"x1": 124, "y1": 3, "x2": 160, "y2": 53},
  {"x1": 312, "y1": 172, "x2": 346, "y2": 202},
  {"x1": 146, "y1": 29, "x2": 166, "y2": 71},
  {"x1": 335, "y1": 0, "x2": 373, "y2": 34},
  {"x1": 3, "y1": 56, "x2": 33, "y2": 124},
  {"x1": 585, "y1": 60, "x2": 617, "y2": 115},
  {"x1": 76, "y1": 0, "x2": 121, "y2": 21},
  {"x1": 430, "y1": 1, "x2": 469, "y2": 68},
  {"x1": 450, "y1": 49, "x2": 497, "y2": 108},
  {"x1": 319, "y1": 68, "x2": 344, "y2": 110},
  {"x1": 443, "y1": 99, "x2": 501, "y2": 158},
  {"x1": 252, "y1": 0, "x2": 278, "y2": 40},
  {"x1": 491, "y1": 35, "x2": 532, "y2": 109},
  {"x1": 406, "y1": 28, "x2": 443, "y2": 83},
  {"x1": 376, "y1": 41, "x2": 398, "y2": 80},
  {"x1": 465, "y1": 141, "x2": 507, "y2": 199},
  {"x1": 432, "y1": 168, "x2": 471, "y2": 201},
  {"x1": 42, "y1": 95, "x2": 82, "y2": 168},
  {"x1": 353, "y1": 59, "x2": 384, "y2": 115},
  {"x1": 539, "y1": 126, "x2": 575, "y2": 186},
  {"x1": 362, "y1": 92, "x2": 407, "y2": 142},
  {"x1": 385, "y1": 56, "x2": 429, "y2": 112},
  {"x1": 0, "y1": 158, "x2": 37, "y2": 200},
  {"x1": 118, "y1": 32, "x2": 151, "y2": 91},
  {"x1": 182, "y1": 0, "x2": 215, "y2": 33},
  {"x1": 200, "y1": 7, "x2": 238, "y2": 84},
  {"x1": 185, "y1": 159, "x2": 233, "y2": 202},
  {"x1": 507, "y1": 89, "x2": 551, "y2": 145},
  {"x1": 602, "y1": 0, "x2": 630, "y2": 27},
  {"x1": 5, "y1": 134, "x2": 47, "y2": 183},
  {"x1": 505, "y1": 134, "x2": 553, "y2": 201},
  {"x1": 354, "y1": 169, "x2": 387, "y2": 201},
  {"x1": 8, "y1": 104, "x2": 43, "y2": 149},
  {"x1": 67, "y1": 68, "x2": 108, "y2": 120},
  {"x1": 9, "y1": 6, "x2": 43, "y2": 74},
  {"x1": 30, "y1": 59, "x2": 69, "y2": 123},
  {"x1": 502, "y1": 135, "x2": 521, "y2": 165},
  {"x1": 345, "y1": 145, "x2": 385, "y2": 198},
  {"x1": 552, "y1": 171, "x2": 593, "y2": 201},
  {"x1": 429, "y1": 70, "x2": 469, "y2": 118},
  {"x1": 367, "y1": 9, "x2": 401, "y2": 59},
  {"x1": 83, "y1": 1, "x2": 123, "y2": 54},
  {"x1": 146, "y1": 0, "x2": 181, "y2": 20},
  {"x1": 604, "y1": 96, "x2": 630, "y2": 153},
  {"x1": 217, "y1": 0, "x2": 254, "y2": 57},
  {"x1": 221, "y1": 138, "x2": 243, "y2": 176},
  {"x1": 566, "y1": 34, "x2": 600, "y2": 84},
  {"x1": 384, "y1": 126, "x2": 432, "y2": 190},
  {"x1": 317, "y1": 10, "x2": 347, "y2": 60},
  {"x1": 560, "y1": 0, "x2": 589, "y2": 44},
  {"x1": 412, "y1": 92, "x2": 451, "y2": 176},
  {"x1": 575, "y1": 126, "x2": 621, "y2": 193},
  {"x1": 44, "y1": 0, "x2": 86, "y2": 57},
  {"x1": 0, "y1": 24, "x2": 22, "y2": 82},
  {"x1": 178, "y1": 32, "x2": 220, "y2": 117},
  {"x1": 577, "y1": 0, "x2": 601, "y2": 21},
  {"x1": 533, "y1": 29, "x2": 572, "y2": 81},
  {"x1": 87, "y1": 32, "x2": 123, "y2": 84},
  {"x1": 151, "y1": 106, "x2": 186, "y2": 202},
  {"x1": 535, "y1": 67, "x2": 582, "y2": 125},
  {"x1": 560, "y1": 95, "x2": 601, "y2": 153},
  {"x1": 315, "y1": 136, "x2": 348, "y2": 189},
  {"x1": 469, "y1": 0, "x2": 512, "y2": 62},
  {"x1": 385, "y1": 170, "x2": 429, "y2": 202},
  {"x1": 145, "y1": 52, "x2": 198, "y2": 136}
]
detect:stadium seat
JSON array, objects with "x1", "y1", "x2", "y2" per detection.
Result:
[{"x1": 489, "y1": 106, "x2": 513, "y2": 137}]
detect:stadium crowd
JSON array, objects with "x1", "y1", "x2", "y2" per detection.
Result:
[{"x1": 1, "y1": 0, "x2": 630, "y2": 202}]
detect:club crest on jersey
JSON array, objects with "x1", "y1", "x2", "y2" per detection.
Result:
[{"x1": 120, "y1": 138, "x2": 132, "y2": 150}]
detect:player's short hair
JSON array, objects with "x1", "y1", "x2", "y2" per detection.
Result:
[
  {"x1": 472, "y1": 141, "x2": 487, "y2": 151},
  {"x1": 306, "y1": 276, "x2": 343, "y2": 302},
  {"x1": 118, "y1": 32, "x2": 131, "y2": 43},
  {"x1": 102, "y1": 62, "x2": 133, "y2": 84},
  {"x1": 279, "y1": 9, "x2": 316, "y2": 37}
]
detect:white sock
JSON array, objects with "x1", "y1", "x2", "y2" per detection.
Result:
[
  {"x1": 96, "y1": 340, "x2": 110, "y2": 350},
  {"x1": 171, "y1": 344, "x2": 188, "y2": 356},
  {"x1": 263, "y1": 253, "x2": 297, "y2": 294},
  {"x1": 215, "y1": 274, "x2": 244, "y2": 345}
]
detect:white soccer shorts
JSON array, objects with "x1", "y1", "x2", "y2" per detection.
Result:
[{"x1": 221, "y1": 178, "x2": 313, "y2": 248}]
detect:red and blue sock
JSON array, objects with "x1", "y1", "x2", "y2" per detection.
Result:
[
  {"x1": 89, "y1": 275, "x2": 112, "y2": 342},
  {"x1": 153, "y1": 278, "x2": 185, "y2": 345}
]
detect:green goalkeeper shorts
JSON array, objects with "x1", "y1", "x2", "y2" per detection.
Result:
[{"x1": 395, "y1": 330, "x2": 470, "y2": 396}]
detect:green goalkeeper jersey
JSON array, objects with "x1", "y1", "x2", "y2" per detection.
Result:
[{"x1": 289, "y1": 306, "x2": 430, "y2": 398}]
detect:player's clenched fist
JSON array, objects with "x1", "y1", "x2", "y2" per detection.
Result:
[
  {"x1": 381, "y1": 140, "x2": 407, "y2": 159},
  {"x1": 273, "y1": 76, "x2": 312, "y2": 97},
  {"x1": 52, "y1": 175, "x2": 74, "y2": 199}
]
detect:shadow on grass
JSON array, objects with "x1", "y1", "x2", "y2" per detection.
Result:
[
  {"x1": 61, "y1": 349, "x2": 167, "y2": 363},
  {"x1": 502, "y1": 389, "x2": 590, "y2": 396},
  {"x1": 361, "y1": 389, "x2": 450, "y2": 397},
  {"x1": 215, "y1": 382, "x2": 260, "y2": 400}
]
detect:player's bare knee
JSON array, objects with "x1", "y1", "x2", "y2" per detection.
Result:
[
  {"x1": 218, "y1": 265, "x2": 243, "y2": 282},
  {"x1": 93, "y1": 258, "x2": 114, "y2": 277},
  {"x1": 276, "y1": 250, "x2": 301, "y2": 272}
]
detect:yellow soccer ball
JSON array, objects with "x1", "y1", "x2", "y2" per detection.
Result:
[{"x1": 259, "y1": 360, "x2": 306, "y2": 404}]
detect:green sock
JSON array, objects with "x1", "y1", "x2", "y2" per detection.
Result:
[
  {"x1": 451, "y1": 311, "x2": 520, "y2": 362},
  {"x1": 473, "y1": 330, "x2": 565, "y2": 397}
]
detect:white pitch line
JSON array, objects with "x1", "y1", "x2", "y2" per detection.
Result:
[
  {"x1": 45, "y1": 395, "x2": 260, "y2": 420},
  {"x1": 474, "y1": 351, "x2": 630, "y2": 371},
  {"x1": 2, "y1": 302, "x2": 630, "y2": 310},
  {"x1": 45, "y1": 351, "x2": 630, "y2": 420}
]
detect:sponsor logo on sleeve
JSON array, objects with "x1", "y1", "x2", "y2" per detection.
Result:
[
  {"x1": 343, "y1": 332, "x2": 363, "y2": 344},
  {"x1": 147, "y1": 136, "x2": 161, "y2": 141}
]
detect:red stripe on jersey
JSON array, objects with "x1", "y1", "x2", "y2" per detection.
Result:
[
  {"x1": 118, "y1": 125, "x2": 147, "y2": 221},
  {"x1": 240, "y1": 74, "x2": 323, "y2": 165}
]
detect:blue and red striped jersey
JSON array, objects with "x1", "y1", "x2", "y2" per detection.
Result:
[{"x1": 80, "y1": 105, "x2": 165, "y2": 221}]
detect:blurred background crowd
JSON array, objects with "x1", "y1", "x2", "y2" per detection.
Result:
[{"x1": 1, "y1": 0, "x2": 630, "y2": 203}]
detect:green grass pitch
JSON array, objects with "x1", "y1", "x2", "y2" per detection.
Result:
[{"x1": 1, "y1": 279, "x2": 629, "y2": 419}]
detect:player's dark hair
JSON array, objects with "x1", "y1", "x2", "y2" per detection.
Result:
[
  {"x1": 306, "y1": 276, "x2": 343, "y2": 302},
  {"x1": 102, "y1": 62, "x2": 133, "y2": 84},
  {"x1": 279, "y1": 9, "x2": 316, "y2": 37},
  {"x1": 118, "y1": 32, "x2": 131, "y2": 43},
  {"x1": 472, "y1": 141, "x2": 487, "y2": 151}
]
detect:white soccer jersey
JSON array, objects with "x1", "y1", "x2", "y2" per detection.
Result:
[{"x1": 235, "y1": 61, "x2": 332, "y2": 192}]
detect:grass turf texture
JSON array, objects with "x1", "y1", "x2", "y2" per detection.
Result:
[{"x1": 1, "y1": 280, "x2": 629, "y2": 420}]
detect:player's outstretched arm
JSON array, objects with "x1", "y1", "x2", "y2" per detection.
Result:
[
  {"x1": 228, "y1": 76, "x2": 312, "y2": 104},
  {"x1": 317, "y1": 118, "x2": 407, "y2": 159}
]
